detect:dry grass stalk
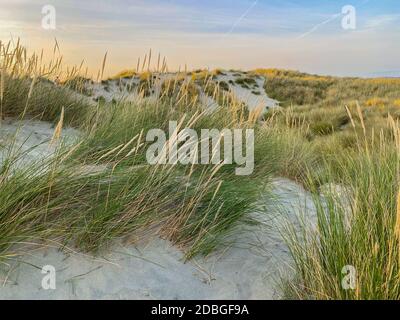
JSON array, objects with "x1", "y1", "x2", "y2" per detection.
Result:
[{"x1": 51, "y1": 107, "x2": 65, "y2": 145}]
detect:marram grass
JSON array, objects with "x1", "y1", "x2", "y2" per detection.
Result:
[
  {"x1": 282, "y1": 115, "x2": 400, "y2": 300},
  {"x1": 2, "y1": 40, "x2": 400, "y2": 299}
]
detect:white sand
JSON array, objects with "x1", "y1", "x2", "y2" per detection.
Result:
[
  {"x1": 215, "y1": 72, "x2": 279, "y2": 112},
  {"x1": 85, "y1": 78, "x2": 140, "y2": 103},
  {"x1": 0, "y1": 178, "x2": 316, "y2": 300},
  {"x1": 81, "y1": 71, "x2": 279, "y2": 114},
  {"x1": 0, "y1": 118, "x2": 80, "y2": 168}
]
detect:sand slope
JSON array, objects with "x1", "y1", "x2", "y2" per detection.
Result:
[
  {"x1": 0, "y1": 118, "x2": 80, "y2": 168},
  {"x1": 0, "y1": 178, "x2": 315, "y2": 300}
]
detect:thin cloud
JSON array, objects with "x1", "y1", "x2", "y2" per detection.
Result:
[{"x1": 364, "y1": 14, "x2": 400, "y2": 29}]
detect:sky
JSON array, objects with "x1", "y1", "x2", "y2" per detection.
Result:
[{"x1": 0, "y1": 0, "x2": 399, "y2": 77}]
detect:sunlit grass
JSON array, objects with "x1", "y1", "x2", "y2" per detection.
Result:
[
  {"x1": 0, "y1": 40, "x2": 271, "y2": 261},
  {"x1": 3, "y1": 39, "x2": 400, "y2": 299}
]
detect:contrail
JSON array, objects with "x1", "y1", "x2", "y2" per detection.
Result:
[
  {"x1": 297, "y1": 12, "x2": 342, "y2": 39},
  {"x1": 298, "y1": 0, "x2": 371, "y2": 39},
  {"x1": 226, "y1": 0, "x2": 258, "y2": 35}
]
